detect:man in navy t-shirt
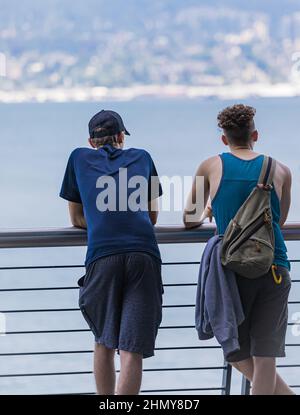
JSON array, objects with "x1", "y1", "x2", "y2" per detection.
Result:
[{"x1": 60, "y1": 110, "x2": 163, "y2": 395}]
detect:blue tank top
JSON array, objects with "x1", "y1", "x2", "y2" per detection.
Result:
[{"x1": 211, "y1": 152, "x2": 290, "y2": 271}]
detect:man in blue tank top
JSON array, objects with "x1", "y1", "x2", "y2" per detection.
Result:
[
  {"x1": 60, "y1": 110, "x2": 163, "y2": 395},
  {"x1": 184, "y1": 104, "x2": 294, "y2": 395}
]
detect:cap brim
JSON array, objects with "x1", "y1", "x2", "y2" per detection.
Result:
[{"x1": 124, "y1": 128, "x2": 130, "y2": 136}]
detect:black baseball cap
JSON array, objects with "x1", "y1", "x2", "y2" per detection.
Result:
[{"x1": 88, "y1": 110, "x2": 130, "y2": 138}]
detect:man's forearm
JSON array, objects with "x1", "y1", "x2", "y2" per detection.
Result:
[{"x1": 68, "y1": 201, "x2": 87, "y2": 229}]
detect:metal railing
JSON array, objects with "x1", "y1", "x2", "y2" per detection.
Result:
[{"x1": 0, "y1": 223, "x2": 299, "y2": 395}]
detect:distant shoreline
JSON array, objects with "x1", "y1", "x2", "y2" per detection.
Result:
[{"x1": 1, "y1": 83, "x2": 300, "y2": 103}]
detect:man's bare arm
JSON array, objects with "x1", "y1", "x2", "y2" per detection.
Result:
[
  {"x1": 183, "y1": 160, "x2": 210, "y2": 229},
  {"x1": 279, "y1": 166, "x2": 292, "y2": 227},
  {"x1": 148, "y1": 198, "x2": 159, "y2": 225},
  {"x1": 68, "y1": 201, "x2": 87, "y2": 229}
]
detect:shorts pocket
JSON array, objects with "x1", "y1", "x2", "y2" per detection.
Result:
[
  {"x1": 80, "y1": 305, "x2": 100, "y2": 338},
  {"x1": 77, "y1": 274, "x2": 85, "y2": 287}
]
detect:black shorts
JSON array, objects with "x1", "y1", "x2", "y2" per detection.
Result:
[
  {"x1": 78, "y1": 252, "x2": 163, "y2": 358},
  {"x1": 226, "y1": 265, "x2": 291, "y2": 363}
]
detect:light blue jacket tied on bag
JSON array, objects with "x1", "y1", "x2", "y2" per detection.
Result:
[{"x1": 195, "y1": 235, "x2": 245, "y2": 359}]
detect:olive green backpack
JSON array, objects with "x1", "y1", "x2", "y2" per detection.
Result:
[{"x1": 221, "y1": 156, "x2": 276, "y2": 279}]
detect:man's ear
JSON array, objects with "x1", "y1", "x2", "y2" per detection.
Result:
[
  {"x1": 221, "y1": 134, "x2": 229, "y2": 146},
  {"x1": 251, "y1": 130, "x2": 258, "y2": 142},
  {"x1": 88, "y1": 138, "x2": 96, "y2": 148},
  {"x1": 117, "y1": 132, "x2": 125, "y2": 145}
]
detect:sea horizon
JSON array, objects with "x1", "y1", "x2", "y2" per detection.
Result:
[{"x1": 1, "y1": 82, "x2": 300, "y2": 104}]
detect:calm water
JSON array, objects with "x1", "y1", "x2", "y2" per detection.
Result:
[{"x1": 0, "y1": 98, "x2": 299, "y2": 394}]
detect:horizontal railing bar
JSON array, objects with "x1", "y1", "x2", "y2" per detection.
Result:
[
  {"x1": 0, "y1": 262, "x2": 298, "y2": 273},
  {"x1": 3, "y1": 300, "x2": 300, "y2": 313},
  {"x1": 2, "y1": 326, "x2": 197, "y2": 335},
  {"x1": 0, "y1": 262, "x2": 202, "y2": 271},
  {"x1": 67, "y1": 392, "x2": 98, "y2": 395},
  {"x1": 2, "y1": 280, "x2": 300, "y2": 293},
  {"x1": 0, "y1": 265, "x2": 84, "y2": 271},
  {"x1": 0, "y1": 263, "x2": 299, "y2": 272},
  {"x1": 4, "y1": 322, "x2": 300, "y2": 335},
  {"x1": 2, "y1": 343, "x2": 300, "y2": 357},
  {"x1": 285, "y1": 344, "x2": 300, "y2": 346},
  {"x1": 0, "y1": 305, "x2": 196, "y2": 313},
  {"x1": 0, "y1": 225, "x2": 214, "y2": 248},
  {"x1": 1, "y1": 367, "x2": 298, "y2": 380},
  {"x1": 0, "y1": 287, "x2": 79, "y2": 292},
  {"x1": 53, "y1": 387, "x2": 225, "y2": 394},
  {"x1": 140, "y1": 387, "x2": 224, "y2": 393},
  {"x1": 0, "y1": 371, "x2": 93, "y2": 378},
  {"x1": 0, "y1": 351, "x2": 94, "y2": 356},
  {"x1": 50, "y1": 392, "x2": 96, "y2": 395},
  {"x1": 0, "y1": 223, "x2": 299, "y2": 249},
  {"x1": 0, "y1": 365, "x2": 298, "y2": 379},
  {"x1": 2, "y1": 281, "x2": 300, "y2": 292},
  {"x1": 0, "y1": 283, "x2": 199, "y2": 292},
  {"x1": 0, "y1": 346, "x2": 222, "y2": 357},
  {"x1": 3, "y1": 329, "x2": 89, "y2": 334},
  {"x1": 0, "y1": 366, "x2": 226, "y2": 378},
  {"x1": 47, "y1": 392, "x2": 96, "y2": 395},
  {"x1": 47, "y1": 388, "x2": 224, "y2": 395},
  {"x1": 162, "y1": 262, "x2": 200, "y2": 265},
  {"x1": 0, "y1": 308, "x2": 80, "y2": 313}
]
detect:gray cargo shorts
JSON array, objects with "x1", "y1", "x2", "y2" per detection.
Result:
[
  {"x1": 226, "y1": 265, "x2": 291, "y2": 362},
  {"x1": 78, "y1": 252, "x2": 163, "y2": 358}
]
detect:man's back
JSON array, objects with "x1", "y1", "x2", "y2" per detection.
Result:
[
  {"x1": 206, "y1": 151, "x2": 290, "y2": 270},
  {"x1": 206, "y1": 151, "x2": 290, "y2": 207},
  {"x1": 60, "y1": 144, "x2": 162, "y2": 266}
]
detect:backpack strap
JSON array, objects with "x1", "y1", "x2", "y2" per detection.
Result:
[{"x1": 258, "y1": 156, "x2": 276, "y2": 187}]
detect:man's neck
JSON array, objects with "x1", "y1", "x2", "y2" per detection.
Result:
[
  {"x1": 96, "y1": 144, "x2": 123, "y2": 150},
  {"x1": 228, "y1": 145, "x2": 260, "y2": 160}
]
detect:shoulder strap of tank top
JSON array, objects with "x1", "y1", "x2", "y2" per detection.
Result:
[{"x1": 258, "y1": 156, "x2": 276, "y2": 186}]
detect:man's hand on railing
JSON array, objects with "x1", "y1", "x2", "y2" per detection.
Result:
[
  {"x1": 183, "y1": 203, "x2": 214, "y2": 229},
  {"x1": 199, "y1": 205, "x2": 213, "y2": 224}
]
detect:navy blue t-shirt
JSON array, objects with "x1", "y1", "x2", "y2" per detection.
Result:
[{"x1": 60, "y1": 144, "x2": 162, "y2": 266}]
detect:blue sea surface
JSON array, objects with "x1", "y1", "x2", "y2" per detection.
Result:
[{"x1": 0, "y1": 98, "x2": 299, "y2": 394}]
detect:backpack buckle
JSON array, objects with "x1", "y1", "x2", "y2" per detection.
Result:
[
  {"x1": 257, "y1": 183, "x2": 273, "y2": 191},
  {"x1": 264, "y1": 209, "x2": 272, "y2": 224},
  {"x1": 271, "y1": 264, "x2": 282, "y2": 285},
  {"x1": 264, "y1": 184, "x2": 273, "y2": 191}
]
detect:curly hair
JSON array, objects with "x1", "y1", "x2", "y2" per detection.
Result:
[{"x1": 217, "y1": 104, "x2": 256, "y2": 145}]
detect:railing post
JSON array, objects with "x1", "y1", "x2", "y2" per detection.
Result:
[
  {"x1": 222, "y1": 361, "x2": 232, "y2": 395},
  {"x1": 241, "y1": 376, "x2": 251, "y2": 395}
]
